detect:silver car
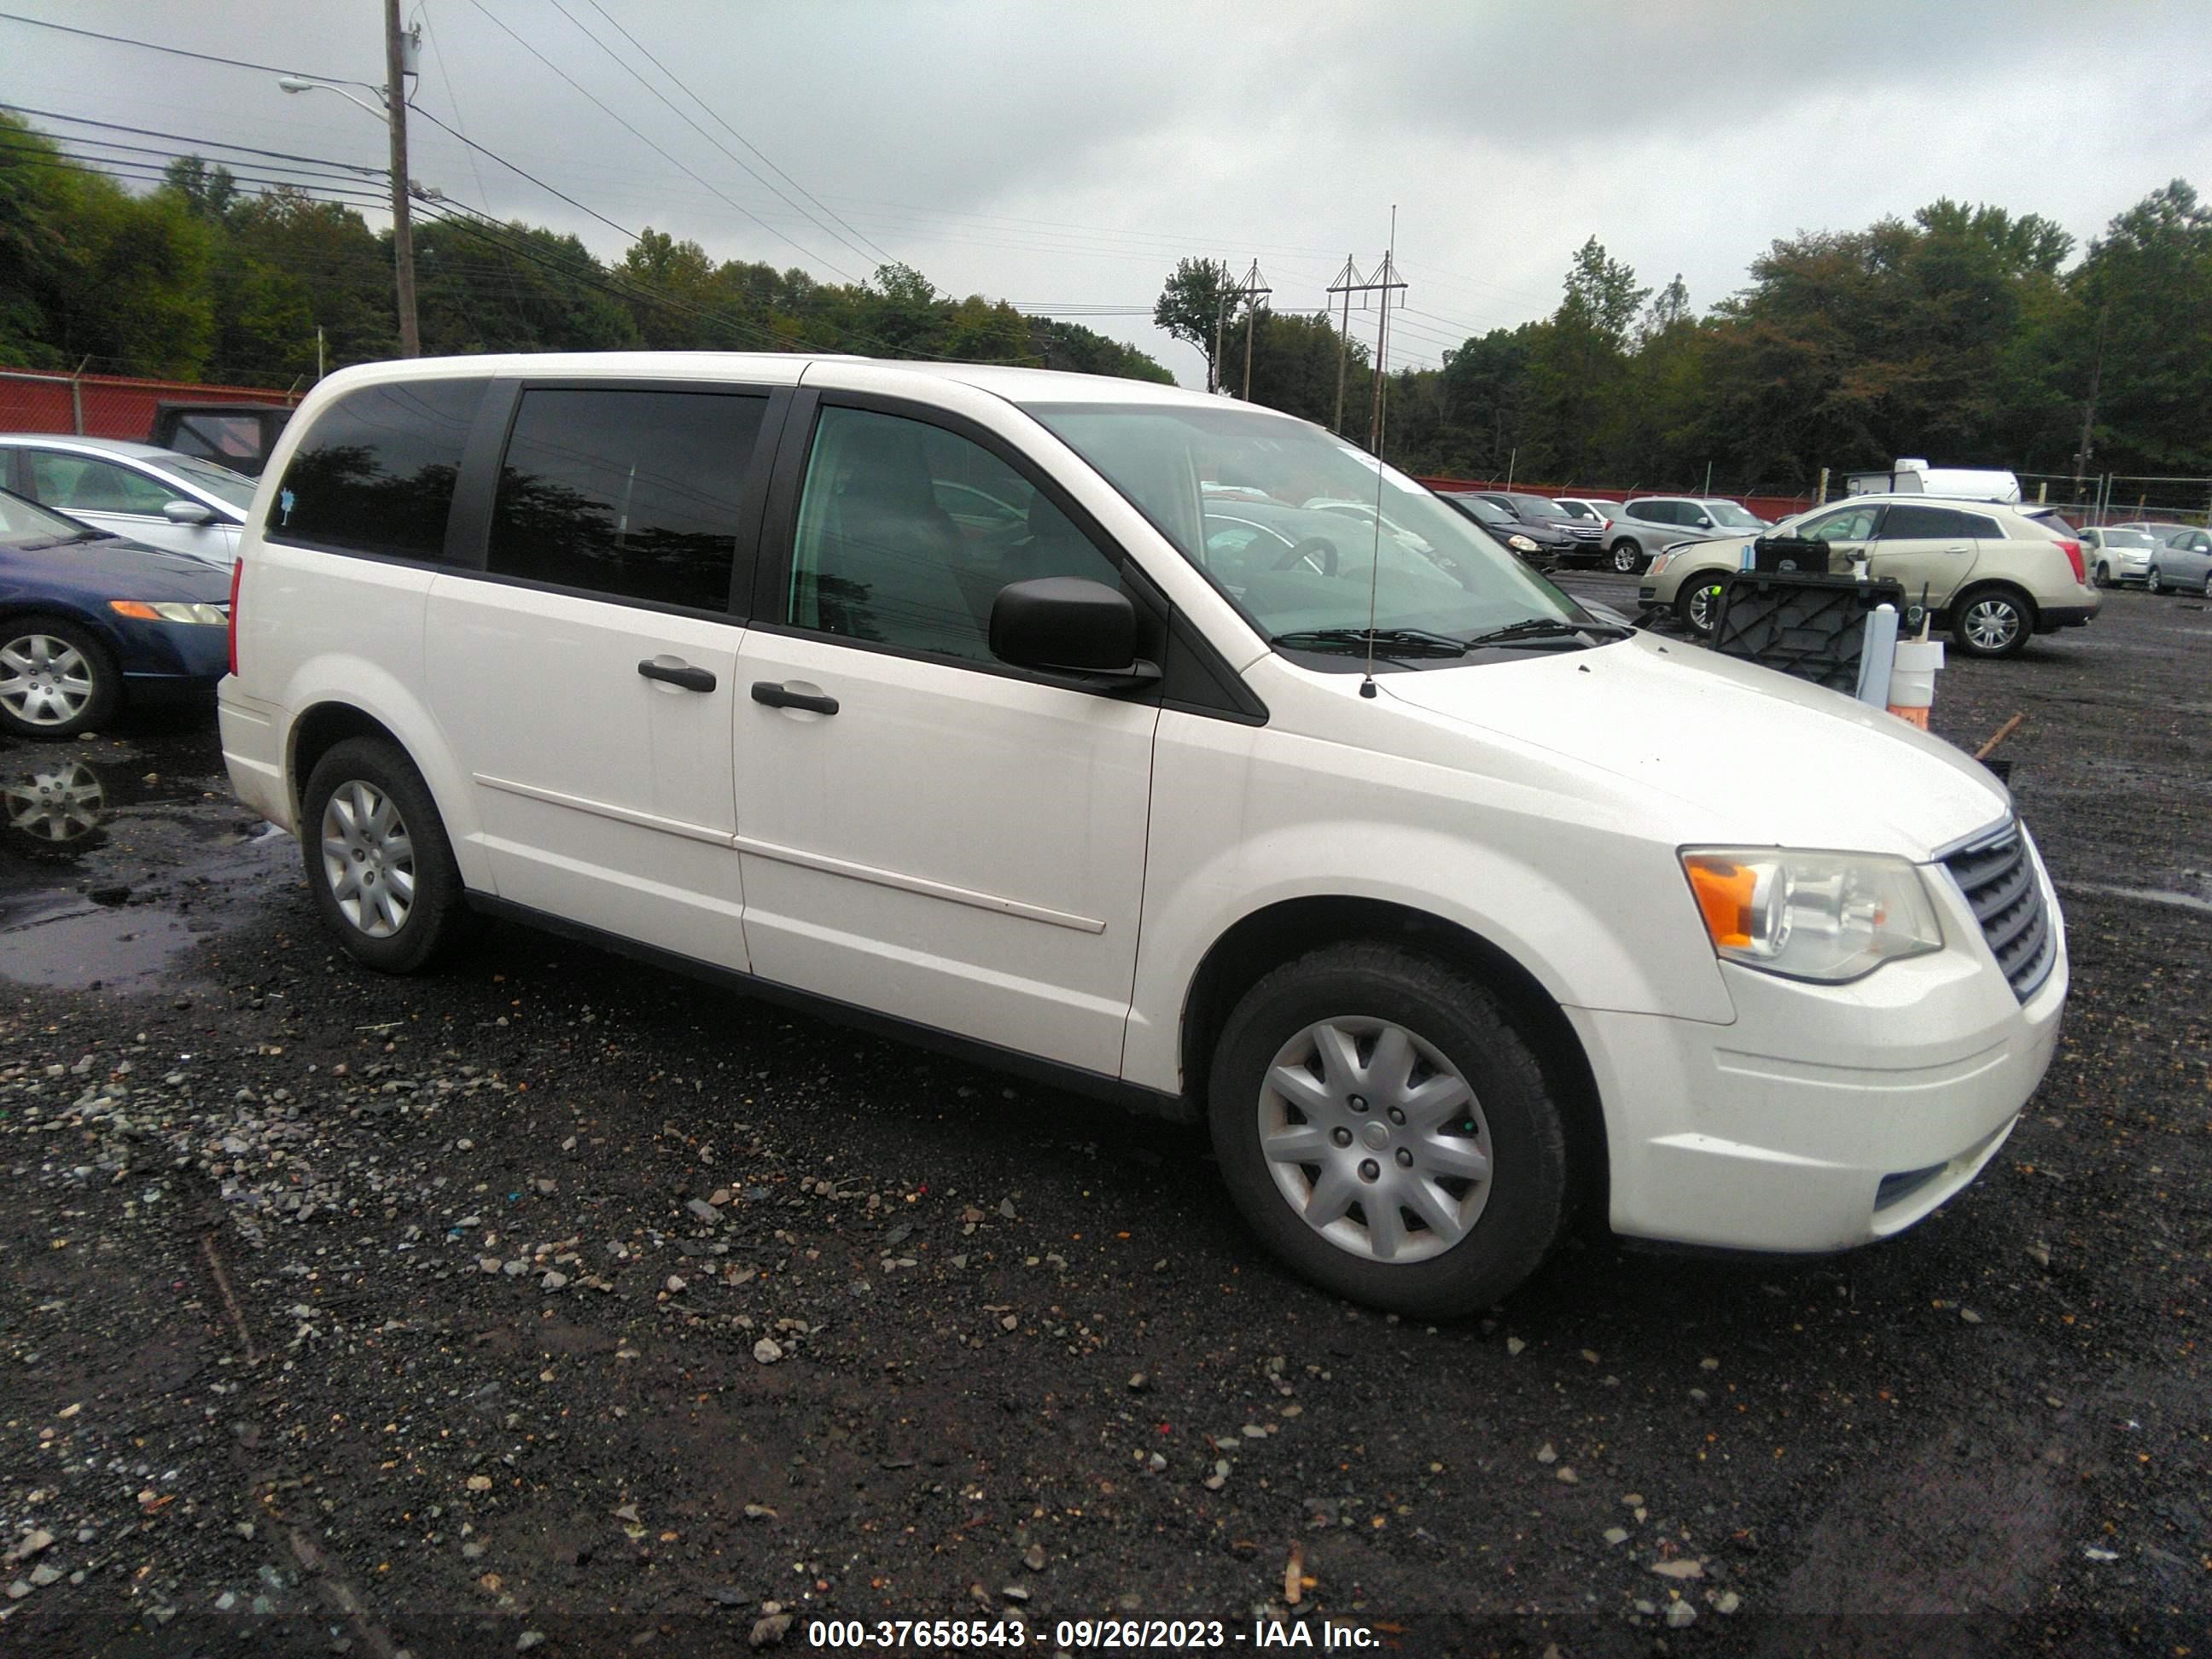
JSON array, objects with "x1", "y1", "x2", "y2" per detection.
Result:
[
  {"x1": 2110, "y1": 521, "x2": 2212, "y2": 597},
  {"x1": 0, "y1": 434, "x2": 253, "y2": 567},
  {"x1": 1600, "y1": 496, "x2": 1772, "y2": 574}
]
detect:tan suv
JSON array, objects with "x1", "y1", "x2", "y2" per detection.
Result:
[{"x1": 1638, "y1": 495, "x2": 2100, "y2": 658}]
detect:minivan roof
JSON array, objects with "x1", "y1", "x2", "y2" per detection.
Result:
[{"x1": 305, "y1": 352, "x2": 1237, "y2": 411}]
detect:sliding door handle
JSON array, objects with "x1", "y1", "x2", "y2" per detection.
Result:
[
  {"x1": 637, "y1": 660, "x2": 717, "y2": 692},
  {"x1": 751, "y1": 681, "x2": 839, "y2": 716}
]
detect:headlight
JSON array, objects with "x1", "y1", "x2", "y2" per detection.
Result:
[
  {"x1": 1645, "y1": 552, "x2": 1671, "y2": 575},
  {"x1": 1507, "y1": 534, "x2": 1539, "y2": 553},
  {"x1": 110, "y1": 600, "x2": 228, "y2": 626},
  {"x1": 1680, "y1": 848, "x2": 1943, "y2": 982}
]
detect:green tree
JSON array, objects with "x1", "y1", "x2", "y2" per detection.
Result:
[
  {"x1": 2067, "y1": 180, "x2": 2212, "y2": 474},
  {"x1": 1153, "y1": 257, "x2": 1236, "y2": 388}
]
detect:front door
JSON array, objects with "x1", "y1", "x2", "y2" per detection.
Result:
[
  {"x1": 731, "y1": 399, "x2": 1159, "y2": 1077},
  {"x1": 423, "y1": 384, "x2": 775, "y2": 969}
]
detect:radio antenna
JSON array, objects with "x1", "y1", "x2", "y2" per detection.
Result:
[{"x1": 1359, "y1": 205, "x2": 1402, "y2": 700}]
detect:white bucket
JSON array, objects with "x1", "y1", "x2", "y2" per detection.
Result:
[{"x1": 1889, "y1": 638, "x2": 1945, "y2": 709}]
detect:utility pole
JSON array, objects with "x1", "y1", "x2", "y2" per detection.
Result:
[
  {"x1": 1210, "y1": 292, "x2": 1229, "y2": 395},
  {"x1": 384, "y1": 0, "x2": 420, "y2": 357},
  {"x1": 1362, "y1": 236, "x2": 1406, "y2": 454},
  {"x1": 1228, "y1": 260, "x2": 1271, "y2": 401},
  {"x1": 1324, "y1": 256, "x2": 1364, "y2": 434},
  {"x1": 2073, "y1": 301, "x2": 2109, "y2": 498}
]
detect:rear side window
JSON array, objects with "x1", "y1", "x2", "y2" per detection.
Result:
[
  {"x1": 269, "y1": 378, "x2": 486, "y2": 561},
  {"x1": 1879, "y1": 505, "x2": 1996, "y2": 539},
  {"x1": 486, "y1": 388, "x2": 767, "y2": 612}
]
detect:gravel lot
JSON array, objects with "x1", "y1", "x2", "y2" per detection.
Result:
[{"x1": 1, "y1": 574, "x2": 2205, "y2": 1656}]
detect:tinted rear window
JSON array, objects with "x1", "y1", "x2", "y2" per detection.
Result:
[
  {"x1": 486, "y1": 388, "x2": 767, "y2": 612},
  {"x1": 269, "y1": 378, "x2": 487, "y2": 561},
  {"x1": 1879, "y1": 504, "x2": 1998, "y2": 539}
]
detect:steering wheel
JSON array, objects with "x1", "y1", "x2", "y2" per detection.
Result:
[{"x1": 1273, "y1": 535, "x2": 1339, "y2": 576}]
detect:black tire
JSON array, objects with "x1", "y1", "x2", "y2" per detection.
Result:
[
  {"x1": 2147, "y1": 564, "x2": 2167, "y2": 595},
  {"x1": 1674, "y1": 575, "x2": 1726, "y2": 637},
  {"x1": 1206, "y1": 941, "x2": 1570, "y2": 1318},
  {"x1": 2203, "y1": 572, "x2": 2212, "y2": 601},
  {"x1": 1609, "y1": 538, "x2": 1646, "y2": 575},
  {"x1": 300, "y1": 737, "x2": 469, "y2": 974},
  {"x1": 2093, "y1": 562, "x2": 2111, "y2": 588},
  {"x1": 1951, "y1": 584, "x2": 2034, "y2": 659},
  {"x1": 0, "y1": 614, "x2": 119, "y2": 741}
]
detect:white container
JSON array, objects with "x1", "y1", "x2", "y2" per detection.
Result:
[{"x1": 1889, "y1": 638, "x2": 1946, "y2": 709}]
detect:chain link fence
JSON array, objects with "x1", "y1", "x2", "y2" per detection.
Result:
[{"x1": 0, "y1": 367, "x2": 298, "y2": 443}]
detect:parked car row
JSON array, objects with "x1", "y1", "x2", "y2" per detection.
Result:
[
  {"x1": 0, "y1": 433, "x2": 252, "y2": 565},
  {"x1": 2099, "y1": 521, "x2": 2212, "y2": 596}
]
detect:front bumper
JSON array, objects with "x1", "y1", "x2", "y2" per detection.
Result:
[
  {"x1": 1567, "y1": 854, "x2": 2066, "y2": 1253},
  {"x1": 117, "y1": 617, "x2": 229, "y2": 697}
]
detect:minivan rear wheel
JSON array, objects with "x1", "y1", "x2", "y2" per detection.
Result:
[
  {"x1": 1207, "y1": 942, "x2": 1569, "y2": 1317},
  {"x1": 301, "y1": 737, "x2": 468, "y2": 974}
]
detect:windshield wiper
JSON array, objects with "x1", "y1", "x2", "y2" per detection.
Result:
[
  {"x1": 1463, "y1": 617, "x2": 1634, "y2": 649},
  {"x1": 1271, "y1": 626, "x2": 1471, "y2": 658}
]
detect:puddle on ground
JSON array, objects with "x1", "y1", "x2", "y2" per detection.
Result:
[
  {"x1": 0, "y1": 730, "x2": 290, "y2": 991},
  {"x1": 2058, "y1": 882, "x2": 2212, "y2": 917}
]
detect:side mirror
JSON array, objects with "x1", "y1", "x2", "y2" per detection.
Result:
[
  {"x1": 161, "y1": 498, "x2": 217, "y2": 526},
  {"x1": 1693, "y1": 513, "x2": 1714, "y2": 529},
  {"x1": 988, "y1": 577, "x2": 1159, "y2": 689}
]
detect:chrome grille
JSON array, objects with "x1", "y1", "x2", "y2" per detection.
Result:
[{"x1": 1941, "y1": 824, "x2": 2056, "y2": 1003}]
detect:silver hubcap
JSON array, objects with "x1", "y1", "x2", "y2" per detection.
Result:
[
  {"x1": 3, "y1": 761, "x2": 103, "y2": 841},
  {"x1": 1963, "y1": 598, "x2": 2020, "y2": 650},
  {"x1": 320, "y1": 780, "x2": 416, "y2": 939},
  {"x1": 0, "y1": 634, "x2": 95, "y2": 726},
  {"x1": 2149, "y1": 568, "x2": 2163, "y2": 591},
  {"x1": 1687, "y1": 583, "x2": 1721, "y2": 632},
  {"x1": 1257, "y1": 1016, "x2": 1493, "y2": 1265},
  {"x1": 1613, "y1": 544, "x2": 1638, "y2": 572}
]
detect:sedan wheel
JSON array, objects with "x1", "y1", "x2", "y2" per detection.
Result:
[
  {"x1": 1256, "y1": 1016, "x2": 1493, "y2": 1266},
  {"x1": 2203, "y1": 572, "x2": 2212, "y2": 600},
  {"x1": 0, "y1": 619, "x2": 119, "y2": 741},
  {"x1": 2148, "y1": 565, "x2": 2166, "y2": 594}
]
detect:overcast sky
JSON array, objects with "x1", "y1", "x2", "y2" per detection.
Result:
[{"x1": 8, "y1": 0, "x2": 2210, "y2": 383}]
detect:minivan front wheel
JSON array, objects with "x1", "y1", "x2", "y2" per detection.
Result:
[
  {"x1": 1953, "y1": 585, "x2": 2034, "y2": 658},
  {"x1": 1208, "y1": 943, "x2": 1569, "y2": 1317},
  {"x1": 301, "y1": 737, "x2": 468, "y2": 973}
]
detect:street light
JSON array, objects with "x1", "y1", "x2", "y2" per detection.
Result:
[{"x1": 276, "y1": 3, "x2": 420, "y2": 356}]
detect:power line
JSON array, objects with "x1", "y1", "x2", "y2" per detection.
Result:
[
  {"x1": 0, "y1": 9, "x2": 362, "y2": 86},
  {"x1": 405, "y1": 102, "x2": 640, "y2": 243},
  {"x1": 548, "y1": 0, "x2": 892, "y2": 272},
  {"x1": 460, "y1": 0, "x2": 857, "y2": 282}
]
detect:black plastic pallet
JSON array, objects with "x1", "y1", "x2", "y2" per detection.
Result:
[{"x1": 1709, "y1": 572, "x2": 1909, "y2": 695}]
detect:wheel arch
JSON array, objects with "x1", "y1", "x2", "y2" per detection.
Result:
[
  {"x1": 278, "y1": 680, "x2": 489, "y2": 893},
  {"x1": 1177, "y1": 894, "x2": 1610, "y2": 1220}
]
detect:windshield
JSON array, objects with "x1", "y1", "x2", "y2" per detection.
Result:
[
  {"x1": 161, "y1": 454, "x2": 257, "y2": 510},
  {"x1": 2102, "y1": 529, "x2": 2155, "y2": 548},
  {"x1": 1026, "y1": 403, "x2": 1586, "y2": 646},
  {"x1": 1555, "y1": 499, "x2": 1599, "y2": 520},
  {"x1": 0, "y1": 486, "x2": 94, "y2": 548},
  {"x1": 1703, "y1": 501, "x2": 1766, "y2": 528},
  {"x1": 1512, "y1": 496, "x2": 1573, "y2": 520}
]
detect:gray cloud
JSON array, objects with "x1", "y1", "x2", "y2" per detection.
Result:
[{"x1": 9, "y1": 0, "x2": 2208, "y2": 382}]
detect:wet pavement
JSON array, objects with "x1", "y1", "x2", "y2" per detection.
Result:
[{"x1": 0, "y1": 574, "x2": 2206, "y2": 1656}]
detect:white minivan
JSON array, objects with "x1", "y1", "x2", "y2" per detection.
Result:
[{"x1": 218, "y1": 355, "x2": 2066, "y2": 1315}]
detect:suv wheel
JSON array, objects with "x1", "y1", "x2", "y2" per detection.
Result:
[
  {"x1": 1610, "y1": 538, "x2": 1646, "y2": 574},
  {"x1": 1675, "y1": 576, "x2": 1726, "y2": 637},
  {"x1": 1207, "y1": 942, "x2": 1569, "y2": 1317},
  {"x1": 1953, "y1": 585, "x2": 2034, "y2": 658},
  {"x1": 0, "y1": 616, "x2": 119, "y2": 741},
  {"x1": 301, "y1": 737, "x2": 469, "y2": 973}
]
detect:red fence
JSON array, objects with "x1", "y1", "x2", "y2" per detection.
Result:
[
  {"x1": 1414, "y1": 475, "x2": 1818, "y2": 523},
  {"x1": 0, "y1": 368, "x2": 299, "y2": 442}
]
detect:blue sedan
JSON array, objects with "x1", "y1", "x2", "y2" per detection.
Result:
[{"x1": 0, "y1": 486, "x2": 232, "y2": 740}]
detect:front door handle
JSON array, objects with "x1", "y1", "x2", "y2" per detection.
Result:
[
  {"x1": 751, "y1": 681, "x2": 839, "y2": 716},
  {"x1": 637, "y1": 659, "x2": 717, "y2": 693}
]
